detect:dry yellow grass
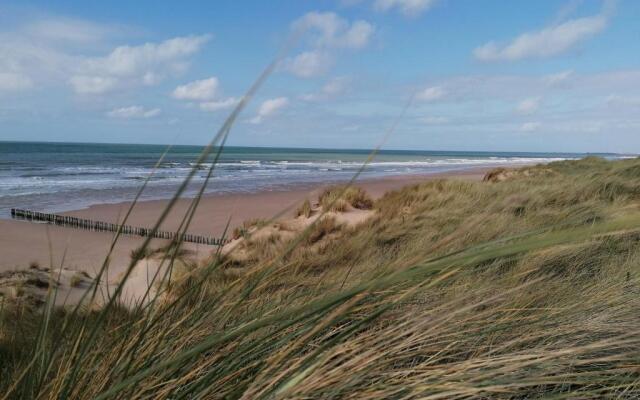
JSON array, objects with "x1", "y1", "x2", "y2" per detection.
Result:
[
  {"x1": 319, "y1": 185, "x2": 373, "y2": 212},
  {"x1": 294, "y1": 199, "x2": 313, "y2": 218}
]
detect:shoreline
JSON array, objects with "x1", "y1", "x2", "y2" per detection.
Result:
[
  {"x1": 0, "y1": 166, "x2": 498, "y2": 220},
  {"x1": 0, "y1": 167, "x2": 496, "y2": 277},
  {"x1": 58, "y1": 167, "x2": 494, "y2": 221}
]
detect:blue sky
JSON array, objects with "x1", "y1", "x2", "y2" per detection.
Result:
[{"x1": 0, "y1": 0, "x2": 639, "y2": 153}]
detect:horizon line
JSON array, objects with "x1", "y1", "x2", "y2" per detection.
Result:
[{"x1": 0, "y1": 139, "x2": 633, "y2": 157}]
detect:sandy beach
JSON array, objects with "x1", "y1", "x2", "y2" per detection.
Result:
[{"x1": 0, "y1": 168, "x2": 490, "y2": 279}]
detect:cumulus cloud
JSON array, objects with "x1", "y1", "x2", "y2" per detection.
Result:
[
  {"x1": 83, "y1": 35, "x2": 210, "y2": 77},
  {"x1": 292, "y1": 12, "x2": 375, "y2": 49},
  {"x1": 0, "y1": 29, "x2": 210, "y2": 94},
  {"x1": 199, "y1": 97, "x2": 239, "y2": 112},
  {"x1": 416, "y1": 86, "x2": 446, "y2": 102},
  {"x1": 341, "y1": 21, "x2": 376, "y2": 48},
  {"x1": 172, "y1": 77, "x2": 219, "y2": 101},
  {"x1": 249, "y1": 97, "x2": 289, "y2": 124},
  {"x1": 107, "y1": 106, "x2": 161, "y2": 119},
  {"x1": 69, "y1": 76, "x2": 117, "y2": 94},
  {"x1": 374, "y1": 0, "x2": 437, "y2": 17},
  {"x1": 516, "y1": 97, "x2": 541, "y2": 115},
  {"x1": 286, "y1": 12, "x2": 374, "y2": 79},
  {"x1": 0, "y1": 34, "x2": 72, "y2": 92},
  {"x1": 172, "y1": 76, "x2": 239, "y2": 113},
  {"x1": 283, "y1": 51, "x2": 333, "y2": 78},
  {"x1": 70, "y1": 35, "x2": 211, "y2": 93},
  {"x1": 0, "y1": 18, "x2": 118, "y2": 95},
  {"x1": 474, "y1": 13, "x2": 608, "y2": 62},
  {"x1": 0, "y1": 17, "x2": 122, "y2": 94}
]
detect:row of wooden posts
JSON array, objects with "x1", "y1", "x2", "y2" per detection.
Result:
[{"x1": 10, "y1": 208, "x2": 227, "y2": 246}]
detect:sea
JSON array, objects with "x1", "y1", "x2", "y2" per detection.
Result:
[{"x1": 0, "y1": 141, "x2": 632, "y2": 218}]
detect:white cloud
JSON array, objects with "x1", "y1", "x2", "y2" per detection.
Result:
[
  {"x1": 516, "y1": 97, "x2": 541, "y2": 115},
  {"x1": 0, "y1": 35, "x2": 73, "y2": 89},
  {"x1": 292, "y1": 12, "x2": 375, "y2": 49},
  {"x1": 341, "y1": 20, "x2": 376, "y2": 48},
  {"x1": 69, "y1": 75, "x2": 117, "y2": 94},
  {"x1": 408, "y1": 70, "x2": 640, "y2": 104},
  {"x1": 283, "y1": 51, "x2": 333, "y2": 78},
  {"x1": 543, "y1": 70, "x2": 574, "y2": 86},
  {"x1": 66, "y1": 34, "x2": 211, "y2": 94},
  {"x1": 172, "y1": 77, "x2": 239, "y2": 113},
  {"x1": 374, "y1": 0, "x2": 437, "y2": 17},
  {"x1": 301, "y1": 76, "x2": 350, "y2": 101},
  {"x1": 249, "y1": 97, "x2": 289, "y2": 124},
  {"x1": 400, "y1": 68, "x2": 640, "y2": 145},
  {"x1": 107, "y1": 106, "x2": 161, "y2": 119},
  {"x1": 322, "y1": 76, "x2": 349, "y2": 95},
  {"x1": 199, "y1": 97, "x2": 239, "y2": 112},
  {"x1": 142, "y1": 72, "x2": 161, "y2": 86},
  {"x1": 84, "y1": 35, "x2": 210, "y2": 77},
  {"x1": 286, "y1": 12, "x2": 373, "y2": 79},
  {"x1": 416, "y1": 86, "x2": 446, "y2": 102},
  {"x1": 172, "y1": 77, "x2": 219, "y2": 101},
  {"x1": 552, "y1": 0, "x2": 585, "y2": 25},
  {"x1": 474, "y1": 15, "x2": 607, "y2": 62},
  {"x1": 0, "y1": 72, "x2": 33, "y2": 92},
  {"x1": 520, "y1": 122, "x2": 541, "y2": 133}
]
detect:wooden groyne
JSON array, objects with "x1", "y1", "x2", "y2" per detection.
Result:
[{"x1": 10, "y1": 208, "x2": 228, "y2": 246}]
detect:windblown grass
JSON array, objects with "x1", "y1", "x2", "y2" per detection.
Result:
[
  {"x1": 319, "y1": 185, "x2": 373, "y2": 212},
  {"x1": 231, "y1": 218, "x2": 270, "y2": 240},
  {"x1": 294, "y1": 199, "x2": 313, "y2": 218},
  {"x1": 2, "y1": 156, "x2": 640, "y2": 398}
]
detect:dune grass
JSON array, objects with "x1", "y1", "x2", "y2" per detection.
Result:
[
  {"x1": 294, "y1": 199, "x2": 313, "y2": 218},
  {"x1": 2, "y1": 156, "x2": 640, "y2": 398},
  {"x1": 319, "y1": 185, "x2": 374, "y2": 212}
]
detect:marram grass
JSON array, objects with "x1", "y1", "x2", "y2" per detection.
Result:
[{"x1": 4, "y1": 152, "x2": 640, "y2": 400}]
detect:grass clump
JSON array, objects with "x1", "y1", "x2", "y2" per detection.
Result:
[
  {"x1": 232, "y1": 218, "x2": 269, "y2": 240},
  {"x1": 68, "y1": 272, "x2": 91, "y2": 288},
  {"x1": 305, "y1": 216, "x2": 343, "y2": 245},
  {"x1": 294, "y1": 198, "x2": 313, "y2": 218},
  {"x1": 319, "y1": 185, "x2": 373, "y2": 212},
  {"x1": 130, "y1": 246, "x2": 152, "y2": 261}
]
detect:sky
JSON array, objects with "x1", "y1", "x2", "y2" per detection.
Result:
[{"x1": 0, "y1": 0, "x2": 639, "y2": 153}]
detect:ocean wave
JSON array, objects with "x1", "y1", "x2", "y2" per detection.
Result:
[
  {"x1": 173, "y1": 157, "x2": 580, "y2": 170},
  {"x1": 2, "y1": 154, "x2": 611, "y2": 211}
]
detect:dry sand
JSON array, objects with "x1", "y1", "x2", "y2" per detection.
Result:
[{"x1": 0, "y1": 169, "x2": 489, "y2": 278}]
